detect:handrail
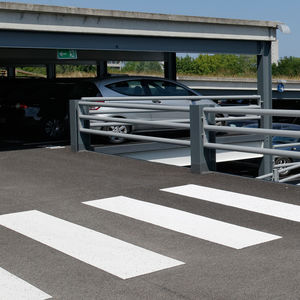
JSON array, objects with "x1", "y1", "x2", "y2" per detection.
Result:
[
  {"x1": 273, "y1": 142, "x2": 300, "y2": 148},
  {"x1": 79, "y1": 114, "x2": 190, "y2": 129},
  {"x1": 80, "y1": 128, "x2": 190, "y2": 146},
  {"x1": 78, "y1": 101, "x2": 190, "y2": 111},
  {"x1": 82, "y1": 95, "x2": 261, "y2": 102},
  {"x1": 204, "y1": 107, "x2": 300, "y2": 117},
  {"x1": 204, "y1": 142, "x2": 300, "y2": 160},
  {"x1": 204, "y1": 124, "x2": 300, "y2": 138}
]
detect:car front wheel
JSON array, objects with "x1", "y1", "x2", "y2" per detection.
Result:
[
  {"x1": 42, "y1": 118, "x2": 67, "y2": 139},
  {"x1": 274, "y1": 157, "x2": 292, "y2": 176}
]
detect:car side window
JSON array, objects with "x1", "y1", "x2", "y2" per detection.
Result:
[
  {"x1": 272, "y1": 136, "x2": 298, "y2": 144},
  {"x1": 146, "y1": 80, "x2": 195, "y2": 96},
  {"x1": 106, "y1": 80, "x2": 147, "y2": 96}
]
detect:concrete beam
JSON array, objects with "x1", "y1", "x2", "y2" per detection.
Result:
[
  {"x1": 0, "y1": 2, "x2": 279, "y2": 41},
  {"x1": 0, "y1": 48, "x2": 164, "y2": 65},
  {"x1": 0, "y1": 31, "x2": 262, "y2": 55}
]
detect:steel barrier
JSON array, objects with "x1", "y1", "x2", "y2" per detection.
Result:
[{"x1": 69, "y1": 95, "x2": 300, "y2": 182}]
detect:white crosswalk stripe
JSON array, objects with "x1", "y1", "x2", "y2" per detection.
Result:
[
  {"x1": 83, "y1": 196, "x2": 281, "y2": 249},
  {"x1": 1, "y1": 184, "x2": 289, "y2": 294},
  {"x1": 0, "y1": 267, "x2": 51, "y2": 300},
  {"x1": 0, "y1": 210, "x2": 184, "y2": 280},
  {"x1": 161, "y1": 184, "x2": 300, "y2": 222}
]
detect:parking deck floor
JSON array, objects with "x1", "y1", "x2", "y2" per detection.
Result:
[{"x1": 1, "y1": 147, "x2": 300, "y2": 299}]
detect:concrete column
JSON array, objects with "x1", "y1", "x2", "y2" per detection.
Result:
[
  {"x1": 97, "y1": 61, "x2": 108, "y2": 78},
  {"x1": 7, "y1": 66, "x2": 15, "y2": 78},
  {"x1": 164, "y1": 52, "x2": 176, "y2": 81},
  {"x1": 47, "y1": 64, "x2": 56, "y2": 79},
  {"x1": 257, "y1": 41, "x2": 273, "y2": 175}
]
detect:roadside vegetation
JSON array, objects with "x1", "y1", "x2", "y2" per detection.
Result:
[{"x1": 11, "y1": 55, "x2": 300, "y2": 80}]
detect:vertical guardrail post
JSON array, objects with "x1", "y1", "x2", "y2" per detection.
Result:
[
  {"x1": 205, "y1": 105, "x2": 216, "y2": 171},
  {"x1": 69, "y1": 99, "x2": 79, "y2": 152},
  {"x1": 69, "y1": 99, "x2": 91, "y2": 152},
  {"x1": 257, "y1": 41, "x2": 273, "y2": 176},
  {"x1": 190, "y1": 104, "x2": 216, "y2": 173},
  {"x1": 272, "y1": 168, "x2": 280, "y2": 182}
]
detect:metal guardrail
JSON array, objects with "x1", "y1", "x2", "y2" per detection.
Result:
[
  {"x1": 69, "y1": 94, "x2": 300, "y2": 182},
  {"x1": 257, "y1": 159, "x2": 300, "y2": 183},
  {"x1": 70, "y1": 94, "x2": 260, "y2": 149},
  {"x1": 193, "y1": 104, "x2": 300, "y2": 182}
]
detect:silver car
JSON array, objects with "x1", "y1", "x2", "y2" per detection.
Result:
[{"x1": 90, "y1": 76, "x2": 216, "y2": 143}]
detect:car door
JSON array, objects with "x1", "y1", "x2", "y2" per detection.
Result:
[
  {"x1": 145, "y1": 79, "x2": 194, "y2": 124},
  {"x1": 104, "y1": 79, "x2": 152, "y2": 130}
]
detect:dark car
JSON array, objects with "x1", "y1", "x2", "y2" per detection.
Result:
[
  {"x1": 245, "y1": 122, "x2": 300, "y2": 175},
  {"x1": 0, "y1": 79, "x2": 99, "y2": 139}
]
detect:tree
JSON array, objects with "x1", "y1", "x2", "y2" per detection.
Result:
[
  {"x1": 272, "y1": 56, "x2": 300, "y2": 77},
  {"x1": 176, "y1": 54, "x2": 257, "y2": 77},
  {"x1": 121, "y1": 61, "x2": 162, "y2": 74}
]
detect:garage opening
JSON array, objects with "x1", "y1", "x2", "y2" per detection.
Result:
[{"x1": 0, "y1": 2, "x2": 286, "y2": 156}]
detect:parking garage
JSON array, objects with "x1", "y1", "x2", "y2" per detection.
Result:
[{"x1": 0, "y1": 2, "x2": 288, "y2": 160}]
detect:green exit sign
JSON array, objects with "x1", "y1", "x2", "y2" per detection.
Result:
[{"x1": 57, "y1": 49, "x2": 77, "y2": 60}]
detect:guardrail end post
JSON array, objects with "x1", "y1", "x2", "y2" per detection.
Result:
[
  {"x1": 69, "y1": 99, "x2": 91, "y2": 152},
  {"x1": 69, "y1": 99, "x2": 79, "y2": 152},
  {"x1": 190, "y1": 104, "x2": 216, "y2": 174}
]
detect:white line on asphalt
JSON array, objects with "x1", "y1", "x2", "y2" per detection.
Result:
[
  {"x1": 161, "y1": 184, "x2": 300, "y2": 222},
  {"x1": 0, "y1": 267, "x2": 51, "y2": 300},
  {"x1": 120, "y1": 147, "x2": 262, "y2": 167},
  {"x1": 83, "y1": 196, "x2": 281, "y2": 249},
  {"x1": 0, "y1": 210, "x2": 184, "y2": 280},
  {"x1": 45, "y1": 146, "x2": 66, "y2": 149}
]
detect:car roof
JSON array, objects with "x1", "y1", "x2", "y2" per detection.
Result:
[{"x1": 94, "y1": 76, "x2": 180, "y2": 85}]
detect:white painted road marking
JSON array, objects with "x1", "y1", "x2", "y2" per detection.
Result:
[
  {"x1": 45, "y1": 146, "x2": 65, "y2": 150},
  {"x1": 120, "y1": 147, "x2": 262, "y2": 166},
  {"x1": 0, "y1": 210, "x2": 184, "y2": 280},
  {"x1": 161, "y1": 184, "x2": 300, "y2": 222},
  {"x1": 83, "y1": 196, "x2": 281, "y2": 249},
  {"x1": 0, "y1": 267, "x2": 51, "y2": 300}
]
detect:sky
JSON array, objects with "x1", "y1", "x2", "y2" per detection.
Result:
[{"x1": 7, "y1": 0, "x2": 300, "y2": 58}]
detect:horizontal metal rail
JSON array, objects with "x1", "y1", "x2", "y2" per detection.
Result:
[
  {"x1": 89, "y1": 109, "x2": 174, "y2": 114},
  {"x1": 90, "y1": 122, "x2": 128, "y2": 127},
  {"x1": 79, "y1": 114, "x2": 190, "y2": 129},
  {"x1": 280, "y1": 173, "x2": 300, "y2": 183},
  {"x1": 274, "y1": 162, "x2": 300, "y2": 168},
  {"x1": 204, "y1": 124, "x2": 300, "y2": 138},
  {"x1": 273, "y1": 142, "x2": 300, "y2": 148},
  {"x1": 204, "y1": 107, "x2": 300, "y2": 117},
  {"x1": 82, "y1": 95, "x2": 261, "y2": 102},
  {"x1": 204, "y1": 142, "x2": 300, "y2": 160},
  {"x1": 80, "y1": 128, "x2": 190, "y2": 146},
  {"x1": 78, "y1": 101, "x2": 189, "y2": 112},
  {"x1": 217, "y1": 116, "x2": 261, "y2": 122}
]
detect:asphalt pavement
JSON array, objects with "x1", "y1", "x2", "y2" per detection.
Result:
[{"x1": 1, "y1": 147, "x2": 300, "y2": 299}]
